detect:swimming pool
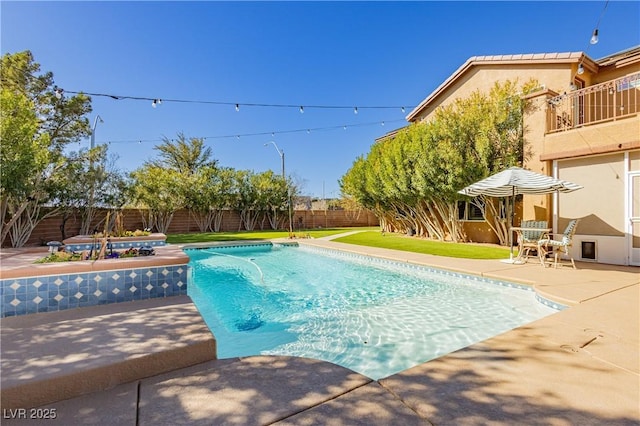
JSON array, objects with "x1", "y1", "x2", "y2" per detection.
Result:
[{"x1": 186, "y1": 243, "x2": 561, "y2": 379}]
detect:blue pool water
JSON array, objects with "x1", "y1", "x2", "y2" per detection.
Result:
[{"x1": 186, "y1": 244, "x2": 560, "y2": 379}]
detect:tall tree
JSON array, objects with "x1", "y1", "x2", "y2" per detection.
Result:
[
  {"x1": 150, "y1": 133, "x2": 217, "y2": 174},
  {"x1": 130, "y1": 134, "x2": 216, "y2": 233},
  {"x1": 185, "y1": 166, "x2": 235, "y2": 232},
  {"x1": 0, "y1": 51, "x2": 92, "y2": 246},
  {"x1": 340, "y1": 79, "x2": 536, "y2": 244}
]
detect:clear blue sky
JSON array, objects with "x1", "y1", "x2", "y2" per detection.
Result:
[{"x1": 2, "y1": 1, "x2": 639, "y2": 198}]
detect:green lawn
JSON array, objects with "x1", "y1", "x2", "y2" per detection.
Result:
[
  {"x1": 166, "y1": 227, "x2": 379, "y2": 244},
  {"x1": 333, "y1": 231, "x2": 513, "y2": 259},
  {"x1": 168, "y1": 227, "x2": 513, "y2": 259}
]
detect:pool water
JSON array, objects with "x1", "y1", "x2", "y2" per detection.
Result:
[{"x1": 186, "y1": 244, "x2": 559, "y2": 380}]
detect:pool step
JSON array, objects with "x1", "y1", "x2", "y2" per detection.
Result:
[{"x1": 0, "y1": 296, "x2": 217, "y2": 409}]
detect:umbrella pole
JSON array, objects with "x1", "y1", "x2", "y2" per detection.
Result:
[{"x1": 509, "y1": 193, "x2": 514, "y2": 260}]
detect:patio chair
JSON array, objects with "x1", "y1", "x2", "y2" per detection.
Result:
[
  {"x1": 516, "y1": 220, "x2": 548, "y2": 262},
  {"x1": 537, "y1": 219, "x2": 580, "y2": 269}
]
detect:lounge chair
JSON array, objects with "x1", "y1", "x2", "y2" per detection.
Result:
[
  {"x1": 537, "y1": 219, "x2": 580, "y2": 269},
  {"x1": 515, "y1": 220, "x2": 549, "y2": 262}
]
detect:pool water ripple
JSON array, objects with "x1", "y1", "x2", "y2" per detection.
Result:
[{"x1": 187, "y1": 244, "x2": 560, "y2": 379}]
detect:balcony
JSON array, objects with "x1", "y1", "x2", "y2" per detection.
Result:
[{"x1": 546, "y1": 72, "x2": 639, "y2": 133}]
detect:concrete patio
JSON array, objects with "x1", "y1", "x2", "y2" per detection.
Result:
[{"x1": 1, "y1": 237, "x2": 638, "y2": 425}]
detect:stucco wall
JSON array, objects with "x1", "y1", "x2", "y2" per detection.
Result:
[
  {"x1": 413, "y1": 65, "x2": 574, "y2": 123},
  {"x1": 557, "y1": 153, "x2": 625, "y2": 236}
]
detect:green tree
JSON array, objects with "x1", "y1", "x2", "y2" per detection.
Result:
[
  {"x1": 340, "y1": 79, "x2": 536, "y2": 244},
  {"x1": 54, "y1": 147, "x2": 130, "y2": 238},
  {"x1": 185, "y1": 166, "x2": 235, "y2": 232},
  {"x1": 150, "y1": 133, "x2": 217, "y2": 174},
  {"x1": 0, "y1": 51, "x2": 92, "y2": 247},
  {"x1": 130, "y1": 166, "x2": 185, "y2": 233},
  {"x1": 131, "y1": 134, "x2": 216, "y2": 233}
]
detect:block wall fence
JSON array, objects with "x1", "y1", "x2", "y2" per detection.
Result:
[{"x1": 14, "y1": 208, "x2": 379, "y2": 247}]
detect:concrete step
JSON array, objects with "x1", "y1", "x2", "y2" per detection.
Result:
[{"x1": 1, "y1": 296, "x2": 216, "y2": 409}]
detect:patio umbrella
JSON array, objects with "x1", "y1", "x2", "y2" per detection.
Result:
[{"x1": 457, "y1": 166, "x2": 583, "y2": 262}]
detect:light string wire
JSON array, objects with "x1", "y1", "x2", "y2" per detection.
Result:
[
  {"x1": 3, "y1": 61, "x2": 413, "y2": 111},
  {"x1": 60, "y1": 89, "x2": 413, "y2": 112},
  {"x1": 98, "y1": 118, "x2": 407, "y2": 145},
  {"x1": 3, "y1": 61, "x2": 412, "y2": 144}
]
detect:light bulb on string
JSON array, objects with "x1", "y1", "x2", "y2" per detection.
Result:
[
  {"x1": 235, "y1": 104, "x2": 239, "y2": 112},
  {"x1": 590, "y1": 29, "x2": 599, "y2": 45},
  {"x1": 54, "y1": 86, "x2": 64, "y2": 99},
  {"x1": 401, "y1": 107, "x2": 405, "y2": 113},
  {"x1": 354, "y1": 107, "x2": 358, "y2": 115},
  {"x1": 299, "y1": 106, "x2": 304, "y2": 114},
  {"x1": 577, "y1": 63, "x2": 585, "y2": 75},
  {"x1": 152, "y1": 99, "x2": 157, "y2": 108}
]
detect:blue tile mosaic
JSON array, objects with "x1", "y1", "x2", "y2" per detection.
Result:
[
  {"x1": 0, "y1": 262, "x2": 188, "y2": 317},
  {"x1": 64, "y1": 239, "x2": 166, "y2": 253}
]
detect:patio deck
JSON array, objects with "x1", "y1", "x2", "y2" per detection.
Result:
[{"x1": 1, "y1": 237, "x2": 638, "y2": 425}]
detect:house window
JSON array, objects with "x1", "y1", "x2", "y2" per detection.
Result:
[
  {"x1": 458, "y1": 199, "x2": 508, "y2": 221},
  {"x1": 458, "y1": 201, "x2": 484, "y2": 221}
]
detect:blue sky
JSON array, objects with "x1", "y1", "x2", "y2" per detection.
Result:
[{"x1": 2, "y1": 1, "x2": 639, "y2": 198}]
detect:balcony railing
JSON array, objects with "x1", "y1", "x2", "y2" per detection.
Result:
[{"x1": 546, "y1": 72, "x2": 640, "y2": 133}]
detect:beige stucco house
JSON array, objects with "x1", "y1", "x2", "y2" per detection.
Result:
[{"x1": 400, "y1": 46, "x2": 640, "y2": 266}]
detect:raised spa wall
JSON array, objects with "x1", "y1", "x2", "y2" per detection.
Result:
[{"x1": 0, "y1": 235, "x2": 189, "y2": 318}]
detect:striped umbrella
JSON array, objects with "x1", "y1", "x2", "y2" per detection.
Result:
[
  {"x1": 458, "y1": 167, "x2": 582, "y2": 262},
  {"x1": 457, "y1": 166, "x2": 583, "y2": 197}
]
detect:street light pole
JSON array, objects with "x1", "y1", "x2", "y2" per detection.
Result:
[
  {"x1": 86, "y1": 115, "x2": 104, "y2": 235},
  {"x1": 90, "y1": 115, "x2": 103, "y2": 150},
  {"x1": 265, "y1": 141, "x2": 293, "y2": 238}
]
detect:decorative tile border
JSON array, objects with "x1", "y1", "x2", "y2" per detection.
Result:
[
  {"x1": 64, "y1": 239, "x2": 166, "y2": 253},
  {"x1": 0, "y1": 264, "x2": 187, "y2": 318}
]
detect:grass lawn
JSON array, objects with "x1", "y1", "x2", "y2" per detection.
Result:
[
  {"x1": 168, "y1": 227, "x2": 513, "y2": 259},
  {"x1": 333, "y1": 231, "x2": 514, "y2": 260},
  {"x1": 166, "y1": 227, "x2": 380, "y2": 244}
]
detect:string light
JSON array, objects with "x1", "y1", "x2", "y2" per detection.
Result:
[
  {"x1": 573, "y1": 0, "x2": 609, "y2": 84},
  {"x1": 49, "y1": 87, "x2": 412, "y2": 112},
  {"x1": 354, "y1": 107, "x2": 358, "y2": 115},
  {"x1": 2, "y1": 61, "x2": 415, "y2": 113}
]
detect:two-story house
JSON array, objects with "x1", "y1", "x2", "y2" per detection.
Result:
[{"x1": 401, "y1": 46, "x2": 639, "y2": 265}]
